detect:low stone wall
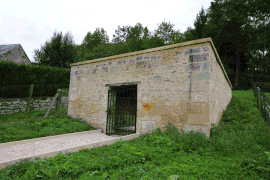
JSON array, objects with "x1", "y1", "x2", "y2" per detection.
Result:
[{"x1": 0, "y1": 96, "x2": 69, "y2": 115}]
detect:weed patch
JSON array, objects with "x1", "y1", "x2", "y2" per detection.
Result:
[{"x1": 0, "y1": 89, "x2": 269, "y2": 179}]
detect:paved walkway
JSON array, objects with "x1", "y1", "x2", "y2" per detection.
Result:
[{"x1": 0, "y1": 133, "x2": 119, "y2": 164}]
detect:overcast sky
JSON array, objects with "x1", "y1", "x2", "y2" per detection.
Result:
[{"x1": 0, "y1": 0, "x2": 268, "y2": 63}]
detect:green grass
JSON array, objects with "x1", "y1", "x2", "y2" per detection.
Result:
[
  {"x1": 0, "y1": 89, "x2": 270, "y2": 179},
  {"x1": 0, "y1": 106, "x2": 97, "y2": 144}
]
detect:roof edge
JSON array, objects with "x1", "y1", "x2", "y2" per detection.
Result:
[
  {"x1": 70, "y1": 38, "x2": 232, "y2": 88},
  {"x1": 0, "y1": 44, "x2": 21, "y2": 55},
  {"x1": 16, "y1": 44, "x2": 31, "y2": 63}
]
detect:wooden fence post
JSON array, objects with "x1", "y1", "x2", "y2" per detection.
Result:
[
  {"x1": 44, "y1": 92, "x2": 58, "y2": 119},
  {"x1": 55, "y1": 89, "x2": 62, "y2": 114},
  {"x1": 58, "y1": 89, "x2": 62, "y2": 113},
  {"x1": 26, "y1": 84, "x2": 34, "y2": 112}
]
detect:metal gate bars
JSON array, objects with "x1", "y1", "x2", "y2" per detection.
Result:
[{"x1": 106, "y1": 85, "x2": 137, "y2": 136}]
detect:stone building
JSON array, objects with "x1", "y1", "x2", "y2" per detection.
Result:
[{"x1": 67, "y1": 37, "x2": 232, "y2": 139}]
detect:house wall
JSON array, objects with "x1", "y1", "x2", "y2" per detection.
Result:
[
  {"x1": 0, "y1": 46, "x2": 31, "y2": 65},
  {"x1": 67, "y1": 38, "x2": 232, "y2": 139}
]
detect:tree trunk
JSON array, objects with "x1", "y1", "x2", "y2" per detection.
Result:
[{"x1": 234, "y1": 29, "x2": 241, "y2": 89}]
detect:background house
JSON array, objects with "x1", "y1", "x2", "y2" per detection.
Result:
[{"x1": 0, "y1": 44, "x2": 32, "y2": 66}]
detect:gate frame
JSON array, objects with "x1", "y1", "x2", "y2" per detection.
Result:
[{"x1": 105, "y1": 81, "x2": 140, "y2": 136}]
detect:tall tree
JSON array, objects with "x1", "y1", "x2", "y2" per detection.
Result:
[
  {"x1": 111, "y1": 25, "x2": 131, "y2": 44},
  {"x1": 186, "y1": 5, "x2": 210, "y2": 41},
  {"x1": 181, "y1": 26, "x2": 197, "y2": 42},
  {"x1": 59, "y1": 35, "x2": 79, "y2": 68},
  {"x1": 111, "y1": 23, "x2": 154, "y2": 51},
  {"x1": 226, "y1": 0, "x2": 270, "y2": 87},
  {"x1": 140, "y1": 34, "x2": 166, "y2": 50},
  {"x1": 32, "y1": 40, "x2": 51, "y2": 64},
  {"x1": 124, "y1": 23, "x2": 154, "y2": 52},
  {"x1": 32, "y1": 30, "x2": 78, "y2": 67},
  {"x1": 221, "y1": 0, "x2": 249, "y2": 89},
  {"x1": 42, "y1": 32, "x2": 65, "y2": 68},
  {"x1": 82, "y1": 22, "x2": 170, "y2": 61},
  {"x1": 198, "y1": 0, "x2": 264, "y2": 89},
  {"x1": 255, "y1": 18, "x2": 270, "y2": 90},
  {"x1": 81, "y1": 28, "x2": 110, "y2": 50},
  {"x1": 110, "y1": 21, "x2": 183, "y2": 52},
  {"x1": 197, "y1": 7, "x2": 210, "y2": 37},
  {"x1": 246, "y1": 18, "x2": 270, "y2": 89},
  {"x1": 81, "y1": 24, "x2": 133, "y2": 61},
  {"x1": 83, "y1": 40, "x2": 135, "y2": 61},
  {"x1": 34, "y1": 30, "x2": 78, "y2": 68},
  {"x1": 167, "y1": 30, "x2": 186, "y2": 44},
  {"x1": 226, "y1": 0, "x2": 270, "y2": 88},
  {"x1": 200, "y1": 0, "x2": 225, "y2": 46},
  {"x1": 77, "y1": 28, "x2": 110, "y2": 62},
  {"x1": 152, "y1": 19, "x2": 183, "y2": 45},
  {"x1": 71, "y1": 44, "x2": 82, "y2": 63},
  {"x1": 246, "y1": 24, "x2": 265, "y2": 83}
]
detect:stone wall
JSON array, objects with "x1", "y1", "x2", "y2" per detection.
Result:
[
  {"x1": 210, "y1": 50, "x2": 232, "y2": 128},
  {"x1": 67, "y1": 38, "x2": 232, "y2": 139}
]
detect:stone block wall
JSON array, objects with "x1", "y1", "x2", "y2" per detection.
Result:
[
  {"x1": 210, "y1": 52, "x2": 232, "y2": 127},
  {"x1": 67, "y1": 38, "x2": 232, "y2": 139}
]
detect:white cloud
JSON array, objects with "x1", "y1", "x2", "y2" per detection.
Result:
[{"x1": 2, "y1": 0, "x2": 263, "y2": 63}]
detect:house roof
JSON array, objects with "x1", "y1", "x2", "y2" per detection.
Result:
[
  {"x1": 0, "y1": 44, "x2": 21, "y2": 54},
  {"x1": 0, "y1": 44, "x2": 31, "y2": 63}
]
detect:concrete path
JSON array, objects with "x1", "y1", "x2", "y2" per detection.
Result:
[{"x1": 0, "y1": 133, "x2": 122, "y2": 164}]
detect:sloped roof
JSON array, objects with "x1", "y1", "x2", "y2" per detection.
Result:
[
  {"x1": 0, "y1": 44, "x2": 21, "y2": 54},
  {"x1": 0, "y1": 44, "x2": 31, "y2": 63}
]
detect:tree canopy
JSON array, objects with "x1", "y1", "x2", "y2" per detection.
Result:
[{"x1": 32, "y1": 0, "x2": 270, "y2": 90}]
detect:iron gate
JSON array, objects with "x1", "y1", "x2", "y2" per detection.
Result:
[{"x1": 106, "y1": 85, "x2": 137, "y2": 136}]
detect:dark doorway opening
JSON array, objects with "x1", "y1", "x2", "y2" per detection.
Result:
[{"x1": 106, "y1": 85, "x2": 137, "y2": 136}]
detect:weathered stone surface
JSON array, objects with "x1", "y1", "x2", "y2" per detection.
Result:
[{"x1": 67, "y1": 38, "x2": 232, "y2": 139}]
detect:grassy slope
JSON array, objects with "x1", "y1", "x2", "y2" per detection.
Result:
[{"x1": 0, "y1": 89, "x2": 269, "y2": 179}]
